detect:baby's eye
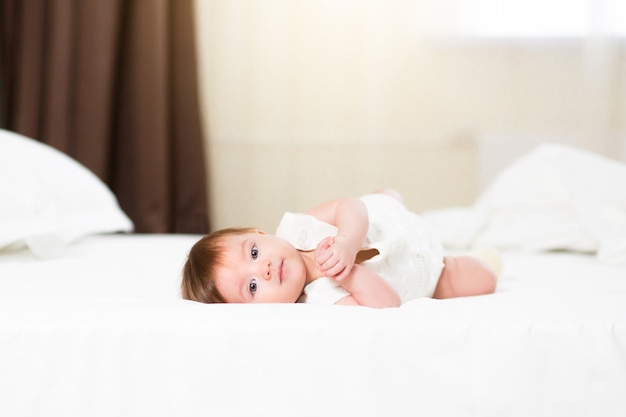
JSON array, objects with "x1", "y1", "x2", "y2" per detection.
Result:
[
  {"x1": 251, "y1": 245, "x2": 259, "y2": 260},
  {"x1": 249, "y1": 278, "x2": 258, "y2": 295}
]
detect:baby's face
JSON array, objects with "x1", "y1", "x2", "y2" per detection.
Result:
[{"x1": 214, "y1": 231, "x2": 307, "y2": 303}]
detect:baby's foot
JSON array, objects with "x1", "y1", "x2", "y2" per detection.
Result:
[{"x1": 469, "y1": 249, "x2": 502, "y2": 279}]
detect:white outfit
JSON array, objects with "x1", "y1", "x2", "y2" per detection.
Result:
[{"x1": 274, "y1": 194, "x2": 445, "y2": 304}]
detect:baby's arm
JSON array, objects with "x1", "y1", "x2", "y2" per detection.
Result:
[
  {"x1": 306, "y1": 197, "x2": 368, "y2": 281},
  {"x1": 334, "y1": 264, "x2": 401, "y2": 308}
]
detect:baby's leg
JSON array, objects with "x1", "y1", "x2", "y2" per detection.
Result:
[{"x1": 433, "y1": 256, "x2": 497, "y2": 299}]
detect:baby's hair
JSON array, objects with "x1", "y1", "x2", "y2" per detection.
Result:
[{"x1": 181, "y1": 227, "x2": 258, "y2": 303}]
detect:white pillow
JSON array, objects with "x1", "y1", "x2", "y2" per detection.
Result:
[
  {"x1": 423, "y1": 143, "x2": 626, "y2": 264},
  {"x1": 0, "y1": 129, "x2": 133, "y2": 257}
]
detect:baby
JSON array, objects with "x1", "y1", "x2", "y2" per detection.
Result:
[{"x1": 181, "y1": 190, "x2": 499, "y2": 308}]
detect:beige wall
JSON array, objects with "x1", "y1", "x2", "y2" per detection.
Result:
[
  {"x1": 194, "y1": 0, "x2": 626, "y2": 231},
  {"x1": 209, "y1": 141, "x2": 477, "y2": 231}
]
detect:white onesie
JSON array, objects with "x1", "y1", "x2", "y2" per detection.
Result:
[{"x1": 274, "y1": 194, "x2": 445, "y2": 304}]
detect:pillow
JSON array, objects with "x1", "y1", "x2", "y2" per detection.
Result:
[
  {"x1": 423, "y1": 143, "x2": 626, "y2": 264},
  {"x1": 0, "y1": 129, "x2": 133, "y2": 257}
]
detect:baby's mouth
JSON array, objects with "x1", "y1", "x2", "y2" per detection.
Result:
[{"x1": 279, "y1": 260, "x2": 284, "y2": 284}]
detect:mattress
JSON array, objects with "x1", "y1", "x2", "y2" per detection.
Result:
[
  {"x1": 1, "y1": 233, "x2": 625, "y2": 417},
  {"x1": 2, "y1": 134, "x2": 625, "y2": 416}
]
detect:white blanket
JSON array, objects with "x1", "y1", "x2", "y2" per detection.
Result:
[
  {"x1": 1, "y1": 234, "x2": 626, "y2": 416},
  {"x1": 423, "y1": 143, "x2": 626, "y2": 264}
]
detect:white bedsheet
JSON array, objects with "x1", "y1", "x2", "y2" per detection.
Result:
[{"x1": 1, "y1": 234, "x2": 625, "y2": 417}]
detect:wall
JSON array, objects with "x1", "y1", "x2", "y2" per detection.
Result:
[
  {"x1": 209, "y1": 141, "x2": 477, "y2": 231},
  {"x1": 194, "y1": 0, "x2": 626, "y2": 231}
]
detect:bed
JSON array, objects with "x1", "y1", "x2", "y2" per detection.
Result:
[{"x1": 2, "y1": 130, "x2": 626, "y2": 417}]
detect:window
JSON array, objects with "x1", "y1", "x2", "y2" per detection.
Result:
[{"x1": 458, "y1": 0, "x2": 626, "y2": 38}]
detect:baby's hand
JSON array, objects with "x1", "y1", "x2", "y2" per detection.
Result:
[{"x1": 314, "y1": 235, "x2": 357, "y2": 281}]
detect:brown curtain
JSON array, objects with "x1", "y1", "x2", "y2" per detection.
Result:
[{"x1": 0, "y1": 0, "x2": 210, "y2": 234}]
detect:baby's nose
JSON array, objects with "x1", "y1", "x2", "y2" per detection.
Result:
[{"x1": 260, "y1": 261, "x2": 271, "y2": 280}]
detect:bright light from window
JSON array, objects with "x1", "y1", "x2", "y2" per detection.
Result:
[{"x1": 458, "y1": 0, "x2": 626, "y2": 38}]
